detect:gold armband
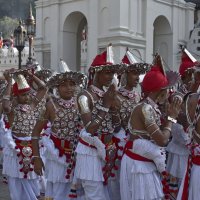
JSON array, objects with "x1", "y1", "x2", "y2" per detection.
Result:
[
  {"x1": 78, "y1": 95, "x2": 91, "y2": 114},
  {"x1": 142, "y1": 104, "x2": 156, "y2": 127}
]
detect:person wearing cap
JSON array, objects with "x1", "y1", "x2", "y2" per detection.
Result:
[
  {"x1": 2, "y1": 69, "x2": 47, "y2": 200},
  {"x1": 119, "y1": 49, "x2": 150, "y2": 135},
  {"x1": 178, "y1": 48, "x2": 199, "y2": 94},
  {"x1": 74, "y1": 45, "x2": 122, "y2": 200},
  {"x1": 31, "y1": 71, "x2": 86, "y2": 200},
  {"x1": 35, "y1": 69, "x2": 52, "y2": 84},
  {"x1": 176, "y1": 93, "x2": 200, "y2": 199},
  {"x1": 165, "y1": 48, "x2": 197, "y2": 198},
  {"x1": 120, "y1": 54, "x2": 182, "y2": 200},
  {"x1": 107, "y1": 49, "x2": 150, "y2": 200}
]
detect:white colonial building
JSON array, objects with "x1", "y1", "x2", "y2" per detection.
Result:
[
  {"x1": 187, "y1": 1, "x2": 200, "y2": 59},
  {"x1": 0, "y1": 45, "x2": 35, "y2": 71},
  {"x1": 35, "y1": 0, "x2": 196, "y2": 72}
]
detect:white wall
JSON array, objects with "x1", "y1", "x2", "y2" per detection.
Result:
[{"x1": 35, "y1": 0, "x2": 195, "y2": 72}]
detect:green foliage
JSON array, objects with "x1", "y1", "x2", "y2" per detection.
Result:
[
  {"x1": 0, "y1": 17, "x2": 19, "y2": 39},
  {"x1": 0, "y1": 0, "x2": 36, "y2": 39},
  {"x1": 0, "y1": 0, "x2": 36, "y2": 19}
]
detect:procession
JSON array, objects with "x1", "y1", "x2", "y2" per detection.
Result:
[
  {"x1": 0, "y1": 43, "x2": 200, "y2": 200},
  {"x1": 1, "y1": 0, "x2": 200, "y2": 200}
]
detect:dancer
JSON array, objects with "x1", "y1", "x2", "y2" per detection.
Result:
[
  {"x1": 31, "y1": 71, "x2": 86, "y2": 200},
  {"x1": 75, "y1": 44, "x2": 121, "y2": 200},
  {"x1": 2, "y1": 69, "x2": 47, "y2": 200},
  {"x1": 120, "y1": 54, "x2": 182, "y2": 200}
]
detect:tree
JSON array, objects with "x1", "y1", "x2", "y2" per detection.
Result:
[
  {"x1": 0, "y1": 16, "x2": 19, "y2": 39},
  {"x1": 0, "y1": 0, "x2": 36, "y2": 39},
  {"x1": 0, "y1": 0, "x2": 36, "y2": 19}
]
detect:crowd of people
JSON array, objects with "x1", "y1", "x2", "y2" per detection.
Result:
[{"x1": 0, "y1": 44, "x2": 200, "y2": 200}]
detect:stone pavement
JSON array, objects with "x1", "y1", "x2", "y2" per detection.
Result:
[{"x1": 0, "y1": 168, "x2": 10, "y2": 200}]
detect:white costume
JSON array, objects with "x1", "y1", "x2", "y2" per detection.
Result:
[
  {"x1": 166, "y1": 123, "x2": 190, "y2": 189},
  {"x1": 75, "y1": 85, "x2": 121, "y2": 200},
  {"x1": 2, "y1": 79, "x2": 46, "y2": 200},
  {"x1": 75, "y1": 129, "x2": 111, "y2": 200},
  {"x1": 3, "y1": 100, "x2": 46, "y2": 200},
  {"x1": 120, "y1": 138, "x2": 165, "y2": 200},
  {"x1": 108, "y1": 86, "x2": 140, "y2": 200},
  {"x1": 177, "y1": 94, "x2": 200, "y2": 200},
  {"x1": 120, "y1": 99, "x2": 167, "y2": 200},
  {"x1": 3, "y1": 132, "x2": 40, "y2": 200},
  {"x1": 42, "y1": 96, "x2": 84, "y2": 200},
  {"x1": 177, "y1": 145, "x2": 200, "y2": 200}
]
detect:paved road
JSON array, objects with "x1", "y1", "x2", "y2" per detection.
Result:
[{"x1": 0, "y1": 168, "x2": 10, "y2": 200}]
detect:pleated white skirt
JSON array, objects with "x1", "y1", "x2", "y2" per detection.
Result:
[{"x1": 120, "y1": 154, "x2": 164, "y2": 200}]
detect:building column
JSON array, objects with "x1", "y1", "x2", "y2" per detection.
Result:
[
  {"x1": 35, "y1": 1, "x2": 44, "y2": 67},
  {"x1": 50, "y1": 2, "x2": 60, "y2": 71},
  {"x1": 87, "y1": 0, "x2": 98, "y2": 68}
]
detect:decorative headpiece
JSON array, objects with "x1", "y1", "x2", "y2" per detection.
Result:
[
  {"x1": 35, "y1": 69, "x2": 52, "y2": 79},
  {"x1": 12, "y1": 74, "x2": 31, "y2": 96},
  {"x1": 179, "y1": 48, "x2": 198, "y2": 76},
  {"x1": 88, "y1": 44, "x2": 121, "y2": 85},
  {"x1": 34, "y1": 63, "x2": 52, "y2": 81},
  {"x1": 59, "y1": 59, "x2": 70, "y2": 73},
  {"x1": 121, "y1": 48, "x2": 151, "y2": 74},
  {"x1": 47, "y1": 71, "x2": 87, "y2": 88},
  {"x1": 142, "y1": 54, "x2": 180, "y2": 93}
]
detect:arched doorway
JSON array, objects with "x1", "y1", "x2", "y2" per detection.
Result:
[
  {"x1": 153, "y1": 16, "x2": 172, "y2": 70},
  {"x1": 63, "y1": 12, "x2": 88, "y2": 72}
]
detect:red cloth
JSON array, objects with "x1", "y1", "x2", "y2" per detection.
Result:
[
  {"x1": 122, "y1": 54, "x2": 131, "y2": 64},
  {"x1": 142, "y1": 66, "x2": 168, "y2": 93},
  {"x1": 50, "y1": 134, "x2": 70, "y2": 148},
  {"x1": 50, "y1": 134, "x2": 72, "y2": 158},
  {"x1": 12, "y1": 82, "x2": 30, "y2": 96},
  {"x1": 91, "y1": 51, "x2": 112, "y2": 67},
  {"x1": 179, "y1": 52, "x2": 195, "y2": 76},
  {"x1": 79, "y1": 138, "x2": 96, "y2": 149},
  {"x1": 181, "y1": 156, "x2": 200, "y2": 200},
  {"x1": 124, "y1": 141, "x2": 153, "y2": 162}
]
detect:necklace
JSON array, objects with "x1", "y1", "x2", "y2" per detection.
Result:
[
  {"x1": 118, "y1": 87, "x2": 139, "y2": 100},
  {"x1": 54, "y1": 96, "x2": 75, "y2": 109},
  {"x1": 90, "y1": 85, "x2": 105, "y2": 97}
]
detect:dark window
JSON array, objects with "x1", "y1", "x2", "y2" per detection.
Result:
[
  {"x1": 194, "y1": 39, "x2": 196, "y2": 43},
  {"x1": 197, "y1": 47, "x2": 200, "y2": 51},
  {"x1": 198, "y1": 31, "x2": 200, "y2": 36},
  {"x1": 198, "y1": 39, "x2": 200, "y2": 43}
]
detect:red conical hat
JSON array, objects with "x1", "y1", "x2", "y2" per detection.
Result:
[
  {"x1": 121, "y1": 48, "x2": 150, "y2": 74},
  {"x1": 90, "y1": 44, "x2": 115, "y2": 69},
  {"x1": 122, "y1": 49, "x2": 138, "y2": 65},
  {"x1": 88, "y1": 44, "x2": 121, "y2": 85},
  {"x1": 12, "y1": 74, "x2": 30, "y2": 96},
  {"x1": 179, "y1": 48, "x2": 197, "y2": 76}
]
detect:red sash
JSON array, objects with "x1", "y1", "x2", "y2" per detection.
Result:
[
  {"x1": 50, "y1": 134, "x2": 74, "y2": 179},
  {"x1": 14, "y1": 138, "x2": 33, "y2": 178},
  {"x1": 181, "y1": 155, "x2": 200, "y2": 200},
  {"x1": 124, "y1": 140, "x2": 170, "y2": 199},
  {"x1": 50, "y1": 134, "x2": 72, "y2": 158},
  {"x1": 79, "y1": 138, "x2": 96, "y2": 149},
  {"x1": 124, "y1": 141, "x2": 153, "y2": 162}
]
